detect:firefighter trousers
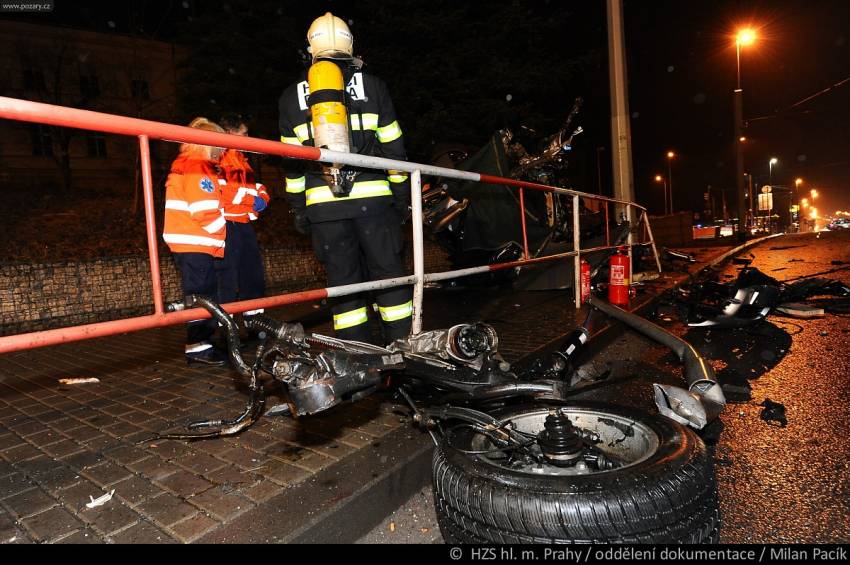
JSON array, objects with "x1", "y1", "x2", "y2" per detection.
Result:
[
  {"x1": 310, "y1": 214, "x2": 412, "y2": 343},
  {"x1": 215, "y1": 221, "x2": 266, "y2": 316}
]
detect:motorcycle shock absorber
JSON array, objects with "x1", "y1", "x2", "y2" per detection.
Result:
[{"x1": 559, "y1": 327, "x2": 589, "y2": 362}]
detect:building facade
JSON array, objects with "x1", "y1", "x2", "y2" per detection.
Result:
[{"x1": 0, "y1": 20, "x2": 181, "y2": 195}]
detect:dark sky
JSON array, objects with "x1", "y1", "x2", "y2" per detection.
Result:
[
  {"x1": 4, "y1": 0, "x2": 849, "y2": 216},
  {"x1": 627, "y1": 0, "x2": 850, "y2": 217}
]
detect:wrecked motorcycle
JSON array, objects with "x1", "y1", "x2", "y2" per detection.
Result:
[{"x1": 163, "y1": 295, "x2": 724, "y2": 544}]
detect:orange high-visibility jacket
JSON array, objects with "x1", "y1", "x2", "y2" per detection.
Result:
[
  {"x1": 162, "y1": 152, "x2": 227, "y2": 257},
  {"x1": 219, "y1": 149, "x2": 270, "y2": 223}
]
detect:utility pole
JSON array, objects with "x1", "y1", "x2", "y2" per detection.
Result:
[
  {"x1": 734, "y1": 90, "x2": 745, "y2": 239},
  {"x1": 607, "y1": 0, "x2": 635, "y2": 221}
]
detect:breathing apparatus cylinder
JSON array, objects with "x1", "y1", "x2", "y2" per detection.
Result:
[
  {"x1": 308, "y1": 60, "x2": 350, "y2": 195},
  {"x1": 308, "y1": 61, "x2": 350, "y2": 153}
]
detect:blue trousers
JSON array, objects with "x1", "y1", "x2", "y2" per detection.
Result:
[
  {"x1": 173, "y1": 252, "x2": 217, "y2": 349},
  {"x1": 215, "y1": 221, "x2": 266, "y2": 310}
]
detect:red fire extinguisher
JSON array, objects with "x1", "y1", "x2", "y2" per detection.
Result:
[
  {"x1": 580, "y1": 259, "x2": 591, "y2": 302},
  {"x1": 608, "y1": 248, "x2": 630, "y2": 305}
]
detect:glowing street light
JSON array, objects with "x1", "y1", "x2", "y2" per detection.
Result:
[
  {"x1": 769, "y1": 157, "x2": 778, "y2": 184},
  {"x1": 654, "y1": 175, "x2": 669, "y2": 215},
  {"x1": 737, "y1": 28, "x2": 756, "y2": 47},
  {"x1": 801, "y1": 198, "x2": 809, "y2": 208},
  {"x1": 810, "y1": 189, "x2": 819, "y2": 200}
]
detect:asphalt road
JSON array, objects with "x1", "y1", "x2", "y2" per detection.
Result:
[{"x1": 360, "y1": 229, "x2": 850, "y2": 544}]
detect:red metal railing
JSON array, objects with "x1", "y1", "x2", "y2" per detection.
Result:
[{"x1": 0, "y1": 96, "x2": 659, "y2": 354}]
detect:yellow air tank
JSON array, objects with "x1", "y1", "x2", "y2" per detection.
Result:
[{"x1": 307, "y1": 61, "x2": 350, "y2": 153}]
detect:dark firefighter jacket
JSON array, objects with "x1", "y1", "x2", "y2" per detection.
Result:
[{"x1": 279, "y1": 62, "x2": 410, "y2": 224}]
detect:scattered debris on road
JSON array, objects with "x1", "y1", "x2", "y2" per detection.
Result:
[
  {"x1": 86, "y1": 489, "x2": 115, "y2": 509},
  {"x1": 759, "y1": 399, "x2": 788, "y2": 428},
  {"x1": 58, "y1": 377, "x2": 100, "y2": 385},
  {"x1": 775, "y1": 303, "x2": 825, "y2": 319}
]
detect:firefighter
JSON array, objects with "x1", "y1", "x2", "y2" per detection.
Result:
[
  {"x1": 279, "y1": 12, "x2": 412, "y2": 344},
  {"x1": 163, "y1": 117, "x2": 228, "y2": 365},
  {"x1": 215, "y1": 113, "x2": 270, "y2": 325}
]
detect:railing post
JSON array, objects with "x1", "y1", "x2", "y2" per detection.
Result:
[
  {"x1": 573, "y1": 195, "x2": 581, "y2": 309},
  {"x1": 519, "y1": 188, "x2": 530, "y2": 259},
  {"x1": 642, "y1": 210, "x2": 663, "y2": 273},
  {"x1": 139, "y1": 135, "x2": 164, "y2": 315},
  {"x1": 410, "y1": 169, "x2": 425, "y2": 335}
]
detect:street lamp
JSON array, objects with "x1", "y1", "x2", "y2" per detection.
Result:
[
  {"x1": 794, "y1": 178, "x2": 803, "y2": 228},
  {"x1": 768, "y1": 157, "x2": 778, "y2": 184},
  {"x1": 666, "y1": 151, "x2": 675, "y2": 213},
  {"x1": 654, "y1": 174, "x2": 668, "y2": 215},
  {"x1": 734, "y1": 27, "x2": 757, "y2": 240}
]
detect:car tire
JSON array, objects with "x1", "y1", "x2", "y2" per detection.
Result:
[{"x1": 432, "y1": 402, "x2": 720, "y2": 544}]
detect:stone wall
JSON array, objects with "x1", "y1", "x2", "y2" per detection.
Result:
[{"x1": 0, "y1": 240, "x2": 452, "y2": 336}]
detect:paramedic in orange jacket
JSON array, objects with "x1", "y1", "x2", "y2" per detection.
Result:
[
  {"x1": 215, "y1": 114, "x2": 270, "y2": 324},
  {"x1": 163, "y1": 117, "x2": 228, "y2": 366}
]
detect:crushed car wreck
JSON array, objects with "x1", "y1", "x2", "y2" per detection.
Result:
[{"x1": 161, "y1": 294, "x2": 724, "y2": 544}]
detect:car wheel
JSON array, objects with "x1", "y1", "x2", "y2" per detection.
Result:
[{"x1": 432, "y1": 402, "x2": 720, "y2": 544}]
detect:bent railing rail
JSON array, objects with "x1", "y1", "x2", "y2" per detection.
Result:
[{"x1": 0, "y1": 96, "x2": 660, "y2": 353}]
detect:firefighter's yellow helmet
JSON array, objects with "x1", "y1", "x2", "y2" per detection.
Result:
[{"x1": 306, "y1": 12, "x2": 353, "y2": 61}]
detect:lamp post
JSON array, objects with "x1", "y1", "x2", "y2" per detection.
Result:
[
  {"x1": 734, "y1": 28, "x2": 756, "y2": 240},
  {"x1": 810, "y1": 189, "x2": 819, "y2": 228},
  {"x1": 769, "y1": 157, "x2": 778, "y2": 184},
  {"x1": 794, "y1": 178, "x2": 802, "y2": 228},
  {"x1": 654, "y1": 175, "x2": 668, "y2": 215},
  {"x1": 666, "y1": 151, "x2": 675, "y2": 213}
]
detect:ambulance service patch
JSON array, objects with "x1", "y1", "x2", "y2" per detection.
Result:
[{"x1": 199, "y1": 177, "x2": 215, "y2": 193}]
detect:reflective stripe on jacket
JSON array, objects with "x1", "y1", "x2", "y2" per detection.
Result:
[
  {"x1": 163, "y1": 153, "x2": 226, "y2": 257},
  {"x1": 219, "y1": 149, "x2": 270, "y2": 223}
]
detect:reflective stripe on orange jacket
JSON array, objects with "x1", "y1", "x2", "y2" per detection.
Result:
[
  {"x1": 163, "y1": 152, "x2": 226, "y2": 256},
  {"x1": 219, "y1": 149, "x2": 270, "y2": 223}
]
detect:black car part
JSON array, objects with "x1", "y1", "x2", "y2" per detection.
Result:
[
  {"x1": 672, "y1": 267, "x2": 850, "y2": 329},
  {"x1": 433, "y1": 403, "x2": 719, "y2": 544},
  {"x1": 158, "y1": 296, "x2": 728, "y2": 545}
]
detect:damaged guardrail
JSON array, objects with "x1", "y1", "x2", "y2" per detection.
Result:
[{"x1": 0, "y1": 95, "x2": 660, "y2": 354}]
